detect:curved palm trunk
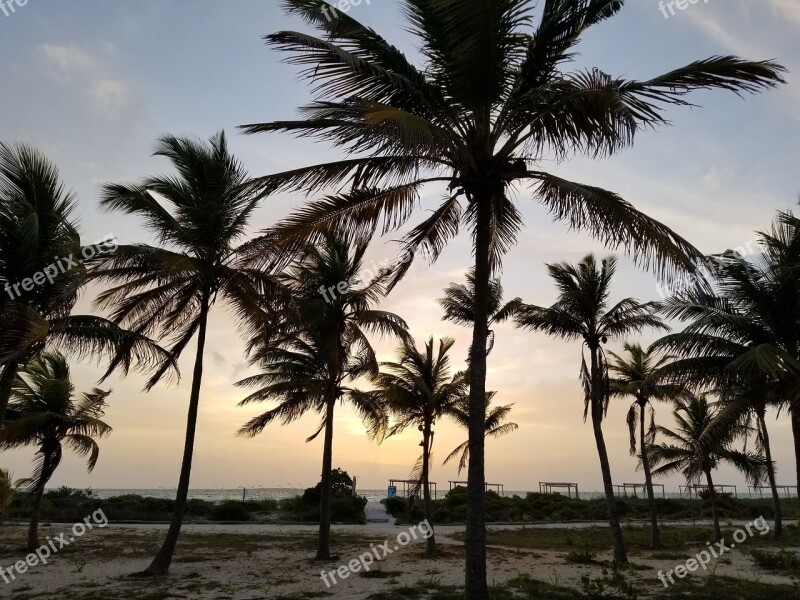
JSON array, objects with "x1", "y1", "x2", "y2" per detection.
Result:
[
  {"x1": 421, "y1": 423, "x2": 436, "y2": 556},
  {"x1": 27, "y1": 449, "x2": 54, "y2": 552},
  {"x1": 144, "y1": 298, "x2": 209, "y2": 576},
  {"x1": 590, "y1": 347, "x2": 627, "y2": 564},
  {"x1": 705, "y1": 469, "x2": 722, "y2": 542},
  {"x1": 465, "y1": 192, "x2": 491, "y2": 600},
  {"x1": 639, "y1": 401, "x2": 659, "y2": 548},
  {"x1": 757, "y1": 409, "x2": 782, "y2": 537},
  {"x1": 316, "y1": 395, "x2": 336, "y2": 560},
  {"x1": 0, "y1": 359, "x2": 20, "y2": 425}
]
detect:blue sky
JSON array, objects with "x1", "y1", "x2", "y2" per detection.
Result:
[{"x1": 1, "y1": 0, "x2": 798, "y2": 492}]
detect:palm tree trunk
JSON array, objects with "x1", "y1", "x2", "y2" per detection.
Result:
[
  {"x1": 791, "y1": 406, "x2": 800, "y2": 513},
  {"x1": 590, "y1": 347, "x2": 627, "y2": 564},
  {"x1": 639, "y1": 401, "x2": 659, "y2": 548},
  {"x1": 144, "y1": 296, "x2": 209, "y2": 576},
  {"x1": 316, "y1": 395, "x2": 336, "y2": 561},
  {"x1": 757, "y1": 409, "x2": 782, "y2": 537},
  {"x1": 705, "y1": 469, "x2": 722, "y2": 542},
  {"x1": 421, "y1": 423, "x2": 436, "y2": 556},
  {"x1": 464, "y1": 190, "x2": 492, "y2": 600},
  {"x1": 27, "y1": 450, "x2": 53, "y2": 552},
  {"x1": 0, "y1": 358, "x2": 20, "y2": 426}
]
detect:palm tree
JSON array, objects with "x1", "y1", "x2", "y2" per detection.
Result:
[
  {"x1": 654, "y1": 210, "x2": 800, "y2": 537},
  {"x1": 648, "y1": 393, "x2": 765, "y2": 542},
  {"x1": 439, "y1": 270, "x2": 520, "y2": 356},
  {"x1": 0, "y1": 353, "x2": 111, "y2": 551},
  {"x1": 0, "y1": 142, "x2": 171, "y2": 427},
  {"x1": 365, "y1": 336, "x2": 467, "y2": 556},
  {"x1": 444, "y1": 392, "x2": 518, "y2": 476},
  {"x1": 237, "y1": 233, "x2": 407, "y2": 560},
  {"x1": 91, "y1": 132, "x2": 269, "y2": 575},
  {"x1": 513, "y1": 254, "x2": 666, "y2": 563},
  {"x1": 0, "y1": 468, "x2": 25, "y2": 525},
  {"x1": 608, "y1": 342, "x2": 679, "y2": 548},
  {"x1": 241, "y1": 3, "x2": 784, "y2": 594}
]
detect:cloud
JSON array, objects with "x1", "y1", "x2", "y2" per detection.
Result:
[
  {"x1": 768, "y1": 0, "x2": 800, "y2": 23},
  {"x1": 683, "y1": 5, "x2": 800, "y2": 117},
  {"x1": 39, "y1": 44, "x2": 133, "y2": 111}
]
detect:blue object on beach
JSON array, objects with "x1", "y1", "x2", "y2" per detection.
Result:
[{"x1": 387, "y1": 485, "x2": 397, "y2": 498}]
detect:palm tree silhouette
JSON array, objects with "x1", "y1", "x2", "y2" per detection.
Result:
[
  {"x1": 365, "y1": 336, "x2": 467, "y2": 556},
  {"x1": 514, "y1": 254, "x2": 665, "y2": 563},
  {"x1": 444, "y1": 392, "x2": 518, "y2": 476},
  {"x1": 0, "y1": 468, "x2": 25, "y2": 526},
  {"x1": 0, "y1": 142, "x2": 171, "y2": 427},
  {"x1": 654, "y1": 210, "x2": 800, "y2": 537},
  {"x1": 237, "y1": 233, "x2": 407, "y2": 560},
  {"x1": 92, "y1": 132, "x2": 269, "y2": 575},
  {"x1": 0, "y1": 353, "x2": 111, "y2": 551},
  {"x1": 608, "y1": 342, "x2": 679, "y2": 548},
  {"x1": 241, "y1": 2, "x2": 784, "y2": 593},
  {"x1": 439, "y1": 270, "x2": 520, "y2": 356},
  {"x1": 648, "y1": 393, "x2": 765, "y2": 542}
]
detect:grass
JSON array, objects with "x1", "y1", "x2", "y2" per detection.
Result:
[
  {"x1": 361, "y1": 569, "x2": 405, "y2": 578},
  {"x1": 11, "y1": 590, "x2": 178, "y2": 600},
  {"x1": 494, "y1": 573, "x2": 584, "y2": 599},
  {"x1": 661, "y1": 576, "x2": 800, "y2": 599},
  {"x1": 562, "y1": 550, "x2": 597, "y2": 564},
  {"x1": 455, "y1": 523, "x2": 800, "y2": 554},
  {"x1": 748, "y1": 549, "x2": 800, "y2": 572},
  {"x1": 366, "y1": 585, "x2": 464, "y2": 600}
]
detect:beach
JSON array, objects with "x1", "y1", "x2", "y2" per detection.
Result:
[{"x1": 0, "y1": 519, "x2": 797, "y2": 599}]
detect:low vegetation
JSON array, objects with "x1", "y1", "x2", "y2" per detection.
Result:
[
  {"x1": 384, "y1": 487, "x2": 795, "y2": 525},
  {"x1": 457, "y1": 523, "x2": 800, "y2": 554},
  {"x1": 3, "y1": 485, "x2": 367, "y2": 525},
  {"x1": 748, "y1": 549, "x2": 800, "y2": 572}
]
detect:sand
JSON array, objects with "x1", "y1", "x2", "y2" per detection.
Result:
[{"x1": 0, "y1": 521, "x2": 795, "y2": 599}]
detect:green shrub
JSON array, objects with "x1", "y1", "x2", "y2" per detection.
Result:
[
  {"x1": 563, "y1": 550, "x2": 597, "y2": 564},
  {"x1": 382, "y1": 496, "x2": 408, "y2": 516},
  {"x1": 209, "y1": 501, "x2": 251, "y2": 522},
  {"x1": 749, "y1": 549, "x2": 800, "y2": 571},
  {"x1": 580, "y1": 564, "x2": 638, "y2": 599},
  {"x1": 330, "y1": 495, "x2": 367, "y2": 523}
]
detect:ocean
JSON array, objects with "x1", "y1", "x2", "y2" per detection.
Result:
[
  {"x1": 90, "y1": 488, "x2": 480, "y2": 503},
  {"x1": 85, "y1": 488, "x2": 787, "y2": 503}
]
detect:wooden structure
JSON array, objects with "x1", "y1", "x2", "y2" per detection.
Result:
[
  {"x1": 614, "y1": 483, "x2": 666, "y2": 498},
  {"x1": 750, "y1": 485, "x2": 797, "y2": 498},
  {"x1": 448, "y1": 481, "x2": 505, "y2": 495},
  {"x1": 539, "y1": 482, "x2": 579, "y2": 499},
  {"x1": 387, "y1": 479, "x2": 437, "y2": 499}
]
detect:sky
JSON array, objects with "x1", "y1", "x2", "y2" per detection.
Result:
[{"x1": 0, "y1": 0, "x2": 798, "y2": 494}]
